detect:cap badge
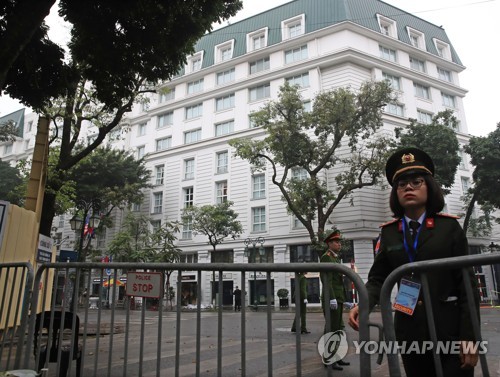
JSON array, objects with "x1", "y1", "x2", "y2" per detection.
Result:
[{"x1": 401, "y1": 153, "x2": 415, "y2": 164}]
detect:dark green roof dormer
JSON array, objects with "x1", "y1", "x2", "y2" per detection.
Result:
[{"x1": 192, "y1": 0, "x2": 461, "y2": 69}]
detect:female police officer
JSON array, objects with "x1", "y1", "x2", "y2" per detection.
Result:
[{"x1": 348, "y1": 147, "x2": 479, "y2": 376}]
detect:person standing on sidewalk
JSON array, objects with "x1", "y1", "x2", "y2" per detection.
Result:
[
  {"x1": 348, "y1": 147, "x2": 479, "y2": 377},
  {"x1": 291, "y1": 271, "x2": 310, "y2": 334},
  {"x1": 233, "y1": 286, "x2": 242, "y2": 311},
  {"x1": 321, "y1": 229, "x2": 350, "y2": 370}
]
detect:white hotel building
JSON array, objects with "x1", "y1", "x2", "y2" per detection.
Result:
[{"x1": 2, "y1": 0, "x2": 498, "y2": 307}]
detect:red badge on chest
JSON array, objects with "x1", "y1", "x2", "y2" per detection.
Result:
[{"x1": 426, "y1": 218, "x2": 434, "y2": 229}]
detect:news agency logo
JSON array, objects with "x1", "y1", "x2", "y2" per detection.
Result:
[{"x1": 317, "y1": 330, "x2": 349, "y2": 365}]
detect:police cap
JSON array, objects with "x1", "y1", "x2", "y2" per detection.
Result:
[{"x1": 385, "y1": 147, "x2": 434, "y2": 186}]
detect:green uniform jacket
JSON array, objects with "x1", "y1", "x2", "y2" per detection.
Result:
[
  {"x1": 297, "y1": 274, "x2": 307, "y2": 300},
  {"x1": 366, "y1": 214, "x2": 479, "y2": 342},
  {"x1": 320, "y1": 251, "x2": 346, "y2": 304}
]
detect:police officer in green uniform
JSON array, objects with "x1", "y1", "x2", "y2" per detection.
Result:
[
  {"x1": 321, "y1": 229, "x2": 350, "y2": 370},
  {"x1": 291, "y1": 271, "x2": 310, "y2": 334},
  {"x1": 348, "y1": 147, "x2": 479, "y2": 377}
]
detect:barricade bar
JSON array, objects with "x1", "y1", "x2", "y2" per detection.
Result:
[{"x1": 8, "y1": 261, "x2": 371, "y2": 376}]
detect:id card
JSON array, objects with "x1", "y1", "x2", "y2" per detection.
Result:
[{"x1": 393, "y1": 278, "x2": 421, "y2": 316}]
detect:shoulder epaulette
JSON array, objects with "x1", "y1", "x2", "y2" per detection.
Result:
[
  {"x1": 379, "y1": 218, "x2": 399, "y2": 228},
  {"x1": 436, "y1": 213, "x2": 460, "y2": 219}
]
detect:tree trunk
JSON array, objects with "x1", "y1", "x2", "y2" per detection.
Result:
[
  {"x1": 39, "y1": 191, "x2": 58, "y2": 236},
  {"x1": 463, "y1": 190, "x2": 478, "y2": 234}
]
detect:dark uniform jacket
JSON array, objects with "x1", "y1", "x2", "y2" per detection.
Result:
[
  {"x1": 366, "y1": 214, "x2": 479, "y2": 342},
  {"x1": 296, "y1": 274, "x2": 307, "y2": 301},
  {"x1": 320, "y1": 251, "x2": 346, "y2": 305}
]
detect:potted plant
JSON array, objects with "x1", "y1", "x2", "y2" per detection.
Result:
[{"x1": 277, "y1": 288, "x2": 289, "y2": 308}]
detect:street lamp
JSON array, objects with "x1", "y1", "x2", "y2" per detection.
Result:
[
  {"x1": 244, "y1": 237, "x2": 265, "y2": 310},
  {"x1": 69, "y1": 208, "x2": 101, "y2": 260},
  {"x1": 68, "y1": 200, "x2": 101, "y2": 311}
]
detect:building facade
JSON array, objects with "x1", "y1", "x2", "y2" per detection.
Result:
[{"x1": 1, "y1": 0, "x2": 498, "y2": 307}]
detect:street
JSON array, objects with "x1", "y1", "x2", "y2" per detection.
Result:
[{"x1": 69, "y1": 307, "x2": 500, "y2": 377}]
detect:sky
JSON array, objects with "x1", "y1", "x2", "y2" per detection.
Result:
[{"x1": 1, "y1": 0, "x2": 498, "y2": 137}]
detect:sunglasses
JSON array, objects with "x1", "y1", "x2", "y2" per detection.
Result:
[{"x1": 396, "y1": 177, "x2": 425, "y2": 190}]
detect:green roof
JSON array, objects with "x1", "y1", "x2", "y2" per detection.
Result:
[
  {"x1": 194, "y1": 0, "x2": 461, "y2": 68},
  {"x1": 0, "y1": 108, "x2": 25, "y2": 138}
]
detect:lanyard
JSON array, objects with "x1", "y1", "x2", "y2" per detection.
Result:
[{"x1": 402, "y1": 218, "x2": 424, "y2": 262}]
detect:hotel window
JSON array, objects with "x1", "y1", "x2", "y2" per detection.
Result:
[
  {"x1": 211, "y1": 250, "x2": 234, "y2": 263},
  {"x1": 247, "y1": 246, "x2": 273, "y2": 263},
  {"x1": 24, "y1": 139, "x2": 30, "y2": 150},
  {"x1": 249, "y1": 115, "x2": 257, "y2": 128},
  {"x1": 184, "y1": 129, "x2": 201, "y2": 144},
  {"x1": 252, "y1": 174, "x2": 266, "y2": 199},
  {"x1": 216, "y1": 181, "x2": 228, "y2": 204},
  {"x1": 292, "y1": 167, "x2": 308, "y2": 180},
  {"x1": 152, "y1": 192, "x2": 163, "y2": 214},
  {"x1": 58, "y1": 214, "x2": 65, "y2": 229},
  {"x1": 159, "y1": 88, "x2": 175, "y2": 103},
  {"x1": 461, "y1": 177, "x2": 470, "y2": 194},
  {"x1": 410, "y1": 57, "x2": 426, "y2": 72},
  {"x1": 215, "y1": 94, "x2": 235, "y2": 111},
  {"x1": 215, "y1": 120, "x2": 234, "y2": 136},
  {"x1": 252, "y1": 207, "x2": 266, "y2": 232},
  {"x1": 157, "y1": 112, "x2": 173, "y2": 128},
  {"x1": 290, "y1": 245, "x2": 319, "y2": 263},
  {"x1": 137, "y1": 146, "x2": 145, "y2": 159},
  {"x1": 379, "y1": 46, "x2": 396, "y2": 62},
  {"x1": 184, "y1": 187, "x2": 194, "y2": 208},
  {"x1": 215, "y1": 40, "x2": 234, "y2": 63},
  {"x1": 417, "y1": 110, "x2": 433, "y2": 125},
  {"x1": 182, "y1": 217, "x2": 192, "y2": 239},
  {"x1": 249, "y1": 83, "x2": 270, "y2": 102},
  {"x1": 303, "y1": 101, "x2": 312, "y2": 112},
  {"x1": 438, "y1": 68, "x2": 452, "y2": 82},
  {"x1": 184, "y1": 158, "x2": 195, "y2": 180},
  {"x1": 150, "y1": 220, "x2": 161, "y2": 232},
  {"x1": 155, "y1": 165, "x2": 165, "y2": 185},
  {"x1": 155, "y1": 137, "x2": 171, "y2": 151},
  {"x1": 97, "y1": 228, "x2": 106, "y2": 249},
  {"x1": 293, "y1": 216, "x2": 305, "y2": 229},
  {"x1": 285, "y1": 45, "x2": 308, "y2": 64},
  {"x1": 132, "y1": 203, "x2": 141, "y2": 212},
  {"x1": 188, "y1": 52, "x2": 203, "y2": 73},
  {"x1": 141, "y1": 101, "x2": 149, "y2": 112},
  {"x1": 137, "y1": 122, "x2": 147, "y2": 136},
  {"x1": 216, "y1": 151, "x2": 228, "y2": 174},
  {"x1": 216, "y1": 68, "x2": 235, "y2": 85},
  {"x1": 282, "y1": 14, "x2": 305, "y2": 40},
  {"x1": 180, "y1": 254, "x2": 198, "y2": 263},
  {"x1": 286, "y1": 72, "x2": 310, "y2": 88},
  {"x1": 27, "y1": 121, "x2": 33, "y2": 132},
  {"x1": 187, "y1": 79, "x2": 204, "y2": 95},
  {"x1": 382, "y1": 72, "x2": 400, "y2": 90},
  {"x1": 407, "y1": 27, "x2": 425, "y2": 49},
  {"x1": 414, "y1": 83, "x2": 430, "y2": 100},
  {"x1": 459, "y1": 150, "x2": 468, "y2": 170},
  {"x1": 249, "y1": 57, "x2": 270, "y2": 74},
  {"x1": 377, "y1": 15, "x2": 397, "y2": 38},
  {"x1": 185, "y1": 103, "x2": 203, "y2": 119},
  {"x1": 247, "y1": 28, "x2": 268, "y2": 52},
  {"x1": 441, "y1": 92, "x2": 456, "y2": 108},
  {"x1": 385, "y1": 103, "x2": 404, "y2": 117},
  {"x1": 433, "y1": 39, "x2": 451, "y2": 60}
]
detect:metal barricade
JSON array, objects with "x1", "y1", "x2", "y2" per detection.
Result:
[
  {"x1": 11, "y1": 262, "x2": 376, "y2": 377},
  {"x1": 0, "y1": 262, "x2": 34, "y2": 371},
  {"x1": 379, "y1": 253, "x2": 500, "y2": 377}
]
